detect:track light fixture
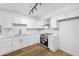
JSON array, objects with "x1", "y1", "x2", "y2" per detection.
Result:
[
  {"x1": 31, "y1": 10, "x2": 34, "y2": 13},
  {"x1": 35, "y1": 7, "x2": 37, "y2": 10},
  {"x1": 29, "y1": 3, "x2": 42, "y2": 15},
  {"x1": 29, "y1": 11, "x2": 31, "y2": 14}
]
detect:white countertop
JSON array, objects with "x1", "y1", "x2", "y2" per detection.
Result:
[
  {"x1": 0, "y1": 33, "x2": 39, "y2": 39},
  {"x1": 0, "y1": 34, "x2": 28, "y2": 39}
]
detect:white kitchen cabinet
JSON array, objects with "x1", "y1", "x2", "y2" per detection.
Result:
[
  {"x1": 0, "y1": 34, "x2": 40, "y2": 55},
  {"x1": 0, "y1": 38, "x2": 12, "y2": 55},
  {"x1": 12, "y1": 17, "x2": 21, "y2": 24},
  {"x1": 11, "y1": 35, "x2": 34, "y2": 51},
  {"x1": 48, "y1": 36, "x2": 55, "y2": 51},
  {"x1": 12, "y1": 37, "x2": 21, "y2": 51},
  {"x1": 21, "y1": 36, "x2": 30, "y2": 48},
  {"x1": 12, "y1": 35, "x2": 39, "y2": 50},
  {"x1": 48, "y1": 35, "x2": 59, "y2": 52},
  {"x1": 20, "y1": 35, "x2": 39, "y2": 48},
  {"x1": 11, "y1": 36, "x2": 26, "y2": 51},
  {"x1": 51, "y1": 14, "x2": 66, "y2": 28},
  {"x1": 2, "y1": 15, "x2": 12, "y2": 28},
  {"x1": 50, "y1": 17, "x2": 57, "y2": 28}
]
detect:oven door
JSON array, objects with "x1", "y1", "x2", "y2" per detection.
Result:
[{"x1": 40, "y1": 36, "x2": 48, "y2": 47}]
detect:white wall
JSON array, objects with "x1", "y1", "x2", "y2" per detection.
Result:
[
  {"x1": 40, "y1": 3, "x2": 79, "y2": 28},
  {"x1": 39, "y1": 3, "x2": 79, "y2": 55},
  {"x1": 59, "y1": 19, "x2": 79, "y2": 56},
  {"x1": 51, "y1": 4, "x2": 79, "y2": 55},
  {"x1": 41, "y1": 3, "x2": 79, "y2": 19}
]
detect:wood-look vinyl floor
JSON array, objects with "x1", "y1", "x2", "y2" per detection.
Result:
[{"x1": 4, "y1": 44, "x2": 71, "y2": 56}]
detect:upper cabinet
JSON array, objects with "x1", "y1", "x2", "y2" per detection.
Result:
[
  {"x1": 50, "y1": 13, "x2": 66, "y2": 28},
  {"x1": 1, "y1": 15, "x2": 12, "y2": 28},
  {"x1": 12, "y1": 17, "x2": 21, "y2": 24},
  {"x1": 50, "y1": 17, "x2": 57, "y2": 28}
]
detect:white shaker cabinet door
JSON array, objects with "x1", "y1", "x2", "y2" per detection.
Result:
[
  {"x1": 48, "y1": 36, "x2": 59, "y2": 52},
  {"x1": 50, "y1": 17, "x2": 57, "y2": 28},
  {"x1": 48, "y1": 37, "x2": 55, "y2": 51},
  {"x1": 12, "y1": 37, "x2": 21, "y2": 51},
  {"x1": 0, "y1": 38, "x2": 11, "y2": 55},
  {"x1": 20, "y1": 36, "x2": 35, "y2": 48},
  {"x1": 2, "y1": 15, "x2": 12, "y2": 28},
  {"x1": 21, "y1": 36, "x2": 30, "y2": 48}
]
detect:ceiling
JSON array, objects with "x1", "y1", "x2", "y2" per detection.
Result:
[{"x1": 0, "y1": 3, "x2": 67, "y2": 18}]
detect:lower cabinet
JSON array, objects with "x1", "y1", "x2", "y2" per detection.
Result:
[
  {"x1": 0, "y1": 38, "x2": 12, "y2": 55},
  {"x1": 48, "y1": 36, "x2": 59, "y2": 52},
  {"x1": 11, "y1": 35, "x2": 39, "y2": 52},
  {"x1": 11, "y1": 37, "x2": 21, "y2": 51},
  {"x1": 21, "y1": 36, "x2": 30, "y2": 48},
  {"x1": 48, "y1": 36, "x2": 55, "y2": 51},
  {"x1": 0, "y1": 35, "x2": 40, "y2": 55},
  {"x1": 12, "y1": 36, "x2": 29, "y2": 51}
]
